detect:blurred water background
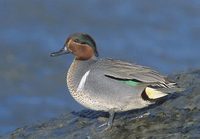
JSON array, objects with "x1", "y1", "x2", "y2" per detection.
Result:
[{"x1": 0, "y1": 0, "x2": 200, "y2": 135}]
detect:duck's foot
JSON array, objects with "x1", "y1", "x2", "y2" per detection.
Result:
[{"x1": 97, "y1": 111, "x2": 115, "y2": 131}]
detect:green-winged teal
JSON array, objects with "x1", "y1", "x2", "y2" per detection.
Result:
[{"x1": 51, "y1": 33, "x2": 179, "y2": 129}]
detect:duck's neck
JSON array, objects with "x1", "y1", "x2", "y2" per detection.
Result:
[{"x1": 67, "y1": 58, "x2": 97, "y2": 93}]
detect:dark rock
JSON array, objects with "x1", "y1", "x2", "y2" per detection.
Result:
[{"x1": 3, "y1": 70, "x2": 200, "y2": 139}]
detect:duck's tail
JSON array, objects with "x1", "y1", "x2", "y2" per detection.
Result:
[{"x1": 144, "y1": 85, "x2": 184, "y2": 100}]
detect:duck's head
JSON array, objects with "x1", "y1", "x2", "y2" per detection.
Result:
[{"x1": 51, "y1": 33, "x2": 98, "y2": 60}]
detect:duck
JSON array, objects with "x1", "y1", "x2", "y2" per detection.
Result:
[{"x1": 51, "y1": 33, "x2": 179, "y2": 129}]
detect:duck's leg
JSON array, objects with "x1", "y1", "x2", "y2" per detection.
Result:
[
  {"x1": 107, "y1": 111, "x2": 115, "y2": 129},
  {"x1": 98, "y1": 110, "x2": 115, "y2": 130}
]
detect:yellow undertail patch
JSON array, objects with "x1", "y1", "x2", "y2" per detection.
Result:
[{"x1": 145, "y1": 87, "x2": 168, "y2": 99}]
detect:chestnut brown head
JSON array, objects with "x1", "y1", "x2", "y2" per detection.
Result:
[{"x1": 51, "y1": 33, "x2": 98, "y2": 60}]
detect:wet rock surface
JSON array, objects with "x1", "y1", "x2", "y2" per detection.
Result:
[{"x1": 3, "y1": 70, "x2": 200, "y2": 139}]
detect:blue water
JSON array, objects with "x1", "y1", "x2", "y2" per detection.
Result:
[{"x1": 0, "y1": 0, "x2": 200, "y2": 135}]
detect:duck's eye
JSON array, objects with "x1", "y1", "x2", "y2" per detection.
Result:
[{"x1": 74, "y1": 39, "x2": 80, "y2": 43}]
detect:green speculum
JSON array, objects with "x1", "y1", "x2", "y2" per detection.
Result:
[{"x1": 122, "y1": 80, "x2": 140, "y2": 87}]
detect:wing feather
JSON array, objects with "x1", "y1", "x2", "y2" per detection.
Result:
[{"x1": 93, "y1": 58, "x2": 174, "y2": 87}]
